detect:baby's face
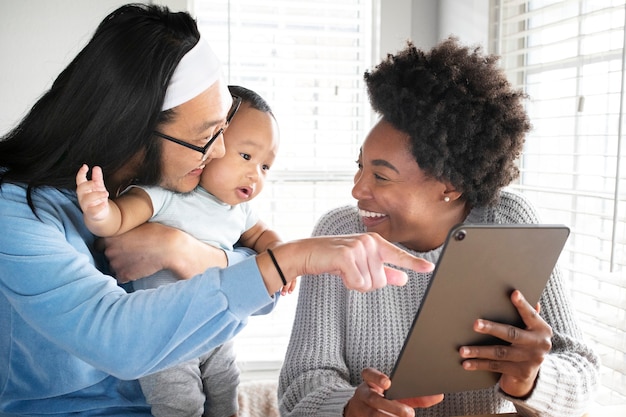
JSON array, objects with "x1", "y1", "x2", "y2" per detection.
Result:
[{"x1": 199, "y1": 102, "x2": 279, "y2": 206}]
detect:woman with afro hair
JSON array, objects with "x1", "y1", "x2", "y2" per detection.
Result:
[{"x1": 278, "y1": 37, "x2": 599, "y2": 417}]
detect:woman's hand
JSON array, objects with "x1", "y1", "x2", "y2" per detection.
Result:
[
  {"x1": 99, "y1": 222, "x2": 228, "y2": 283},
  {"x1": 344, "y1": 368, "x2": 444, "y2": 417},
  {"x1": 459, "y1": 290, "x2": 553, "y2": 398}
]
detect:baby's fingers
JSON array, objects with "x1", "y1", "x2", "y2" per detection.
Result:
[
  {"x1": 281, "y1": 278, "x2": 298, "y2": 295},
  {"x1": 90, "y1": 166, "x2": 106, "y2": 190},
  {"x1": 76, "y1": 164, "x2": 90, "y2": 186}
]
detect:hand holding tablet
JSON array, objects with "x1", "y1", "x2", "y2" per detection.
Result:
[{"x1": 385, "y1": 224, "x2": 570, "y2": 400}]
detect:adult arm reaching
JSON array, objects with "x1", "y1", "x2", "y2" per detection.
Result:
[{"x1": 103, "y1": 225, "x2": 434, "y2": 293}]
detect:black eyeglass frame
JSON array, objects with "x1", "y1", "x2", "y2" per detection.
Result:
[{"x1": 153, "y1": 95, "x2": 242, "y2": 157}]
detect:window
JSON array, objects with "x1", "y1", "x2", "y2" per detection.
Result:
[
  {"x1": 493, "y1": 0, "x2": 626, "y2": 409},
  {"x1": 193, "y1": 0, "x2": 375, "y2": 377}
]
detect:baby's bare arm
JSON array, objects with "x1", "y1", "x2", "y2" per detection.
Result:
[
  {"x1": 239, "y1": 220, "x2": 281, "y2": 253},
  {"x1": 75, "y1": 165, "x2": 153, "y2": 237},
  {"x1": 111, "y1": 188, "x2": 155, "y2": 235}
]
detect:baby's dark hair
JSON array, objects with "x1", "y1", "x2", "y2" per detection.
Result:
[
  {"x1": 364, "y1": 37, "x2": 530, "y2": 207},
  {"x1": 228, "y1": 85, "x2": 273, "y2": 115}
]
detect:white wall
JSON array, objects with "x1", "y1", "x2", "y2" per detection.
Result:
[
  {"x1": 438, "y1": 0, "x2": 489, "y2": 47},
  {"x1": 0, "y1": 1, "x2": 125, "y2": 134},
  {"x1": 379, "y1": 0, "x2": 416, "y2": 58},
  {"x1": 0, "y1": 0, "x2": 489, "y2": 135},
  {"x1": 378, "y1": 0, "x2": 489, "y2": 63}
]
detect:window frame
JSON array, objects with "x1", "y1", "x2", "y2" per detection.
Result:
[{"x1": 492, "y1": 0, "x2": 626, "y2": 408}]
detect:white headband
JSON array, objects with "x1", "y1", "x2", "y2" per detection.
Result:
[{"x1": 162, "y1": 38, "x2": 222, "y2": 111}]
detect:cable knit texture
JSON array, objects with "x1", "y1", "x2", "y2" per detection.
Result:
[{"x1": 278, "y1": 189, "x2": 599, "y2": 417}]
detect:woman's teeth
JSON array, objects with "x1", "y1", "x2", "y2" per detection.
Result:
[{"x1": 359, "y1": 209, "x2": 386, "y2": 218}]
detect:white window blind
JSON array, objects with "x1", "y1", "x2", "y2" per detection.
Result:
[
  {"x1": 494, "y1": 0, "x2": 626, "y2": 409},
  {"x1": 193, "y1": 0, "x2": 374, "y2": 377}
]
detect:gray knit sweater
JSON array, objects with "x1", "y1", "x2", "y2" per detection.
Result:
[{"x1": 278, "y1": 189, "x2": 599, "y2": 417}]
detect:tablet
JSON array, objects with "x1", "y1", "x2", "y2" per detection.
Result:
[{"x1": 385, "y1": 223, "x2": 570, "y2": 400}]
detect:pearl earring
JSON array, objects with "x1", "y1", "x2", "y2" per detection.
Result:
[{"x1": 444, "y1": 196, "x2": 450, "y2": 203}]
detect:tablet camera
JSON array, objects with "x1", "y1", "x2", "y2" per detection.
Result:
[{"x1": 454, "y1": 229, "x2": 467, "y2": 241}]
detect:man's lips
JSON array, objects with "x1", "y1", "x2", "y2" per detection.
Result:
[{"x1": 189, "y1": 164, "x2": 206, "y2": 176}]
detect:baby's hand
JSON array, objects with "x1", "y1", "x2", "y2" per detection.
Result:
[
  {"x1": 280, "y1": 277, "x2": 298, "y2": 296},
  {"x1": 76, "y1": 164, "x2": 110, "y2": 222}
]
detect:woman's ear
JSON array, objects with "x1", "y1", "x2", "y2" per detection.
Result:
[{"x1": 442, "y1": 184, "x2": 463, "y2": 203}]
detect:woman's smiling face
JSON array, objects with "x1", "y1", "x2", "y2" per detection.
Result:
[{"x1": 352, "y1": 118, "x2": 450, "y2": 251}]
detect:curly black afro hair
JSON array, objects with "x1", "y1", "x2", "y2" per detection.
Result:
[{"x1": 364, "y1": 37, "x2": 531, "y2": 207}]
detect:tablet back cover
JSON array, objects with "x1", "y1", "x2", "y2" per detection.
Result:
[{"x1": 385, "y1": 224, "x2": 570, "y2": 400}]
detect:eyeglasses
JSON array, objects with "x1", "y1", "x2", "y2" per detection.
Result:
[{"x1": 153, "y1": 95, "x2": 242, "y2": 160}]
